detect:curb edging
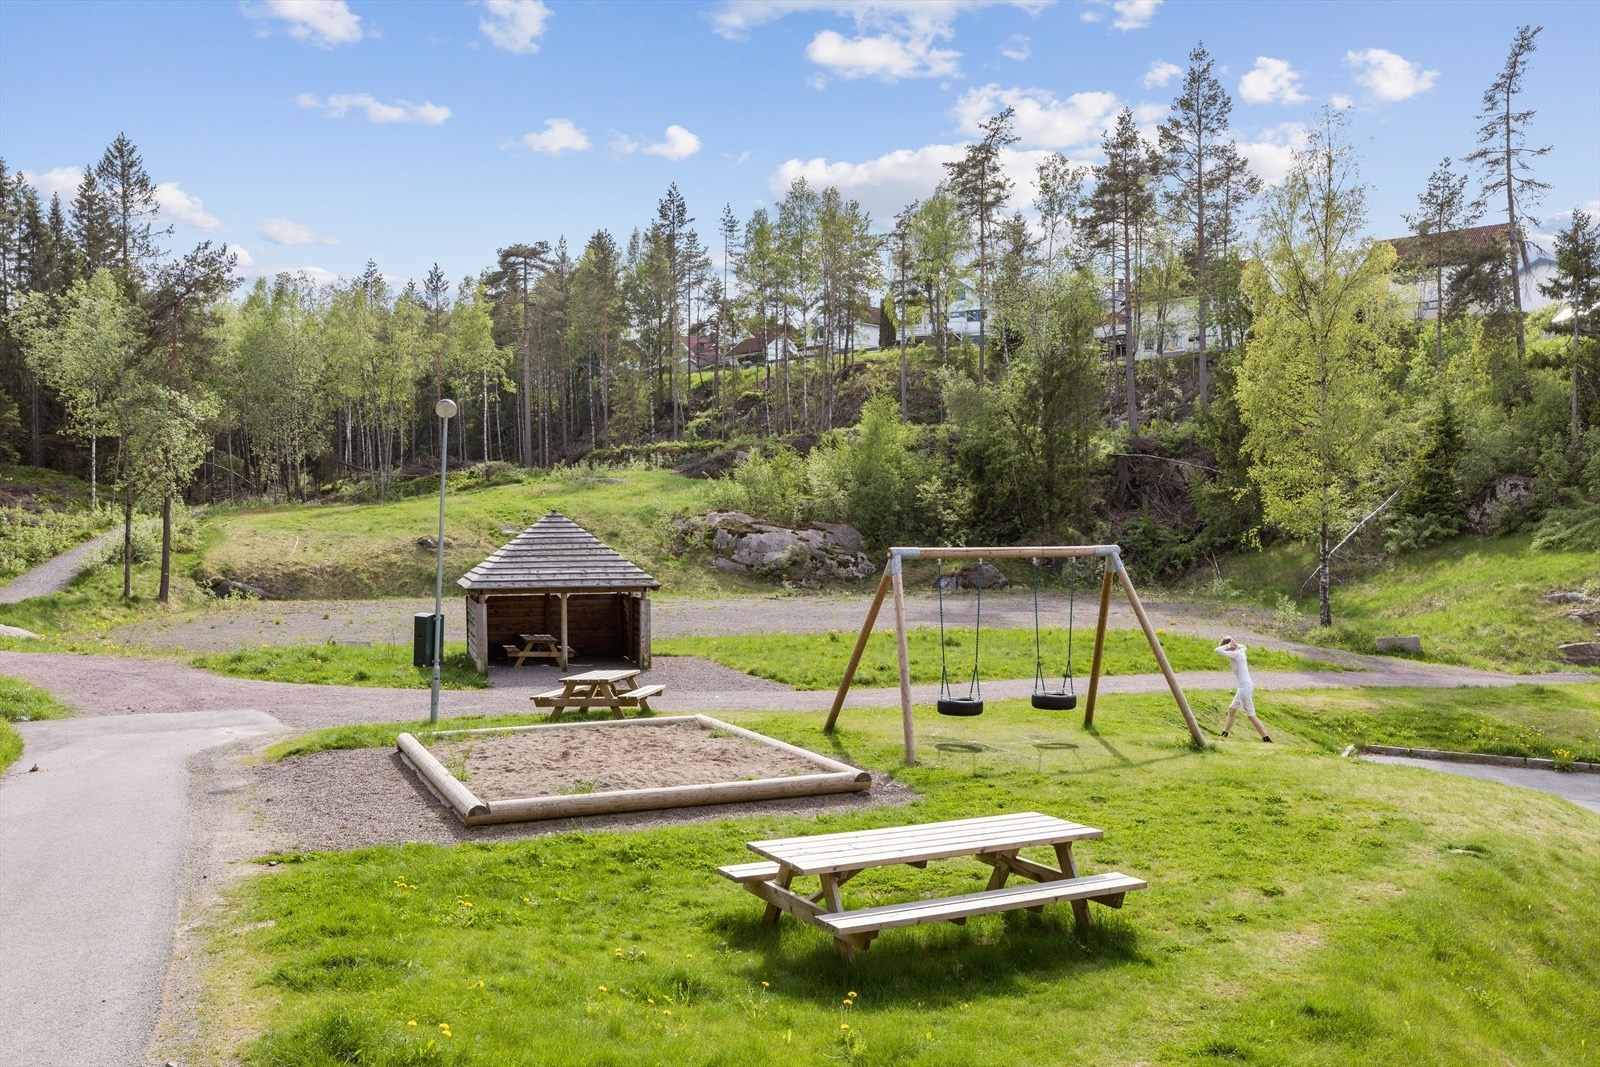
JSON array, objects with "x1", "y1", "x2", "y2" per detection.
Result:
[{"x1": 1358, "y1": 744, "x2": 1600, "y2": 775}]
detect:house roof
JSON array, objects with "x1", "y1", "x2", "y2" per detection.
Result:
[
  {"x1": 728, "y1": 327, "x2": 793, "y2": 356},
  {"x1": 1385, "y1": 222, "x2": 1512, "y2": 261},
  {"x1": 457, "y1": 511, "x2": 660, "y2": 592}
]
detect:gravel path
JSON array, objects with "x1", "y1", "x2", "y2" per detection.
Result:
[{"x1": 0, "y1": 527, "x2": 123, "y2": 604}]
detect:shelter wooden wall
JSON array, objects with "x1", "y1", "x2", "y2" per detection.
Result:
[{"x1": 470, "y1": 591, "x2": 650, "y2": 668}]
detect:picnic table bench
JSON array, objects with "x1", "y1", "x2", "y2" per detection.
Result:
[
  {"x1": 531, "y1": 668, "x2": 665, "y2": 721},
  {"x1": 502, "y1": 633, "x2": 572, "y2": 668},
  {"x1": 718, "y1": 812, "x2": 1145, "y2": 960}
]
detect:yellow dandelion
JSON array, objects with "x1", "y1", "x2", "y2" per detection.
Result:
[
  {"x1": 848, "y1": 991, "x2": 857, "y2": 997},
  {"x1": 760, "y1": 980, "x2": 770, "y2": 988},
  {"x1": 841, "y1": 1023, "x2": 850, "y2": 1030},
  {"x1": 648, "y1": 997, "x2": 655, "y2": 1005},
  {"x1": 407, "y1": 1020, "x2": 417, "y2": 1027},
  {"x1": 598, "y1": 985, "x2": 608, "y2": 993},
  {"x1": 843, "y1": 998, "x2": 853, "y2": 1006},
  {"x1": 663, "y1": 1009, "x2": 672, "y2": 1016},
  {"x1": 476, "y1": 980, "x2": 484, "y2": 989}
]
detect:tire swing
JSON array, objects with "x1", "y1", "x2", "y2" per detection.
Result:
[
  {"x1": 935, "y1": 560, "x2": 984, "y2": 717},
  {"x1": 1030, "y1": 557, "x2": 1079, "y2": 711}
]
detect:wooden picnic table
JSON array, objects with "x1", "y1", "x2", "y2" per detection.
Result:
[
  {"x1": 502, "y1": 632, "x2": 571, "y2": 669},
  {"x1": 718, "y1": 811, "x2": 1146, "y2": 960},
  {"x1": 531, "y1": 668, "x2": 665, "y2": 721}
]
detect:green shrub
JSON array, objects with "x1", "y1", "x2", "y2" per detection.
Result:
[{"x1": 1531, "y1": 501, "x2": 1600, "y2": 552}]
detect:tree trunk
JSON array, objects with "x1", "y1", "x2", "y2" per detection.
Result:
[
  {"x1": 1318, "y1": 518, "x2": 1332, "y2": 627},
  {"x1": 122, "y1": 488, "x2": 133, "y2": 600},
  {"x1": 1504, "y1": 88, "x2": 1526, "y2": 366},
  {"x1": 158, "y1": 494, "x2": 172, "y2": 603}
]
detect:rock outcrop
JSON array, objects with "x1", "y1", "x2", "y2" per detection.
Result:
[{"x1": 680, "y1": 511, "x2": 876, "y2": 583}]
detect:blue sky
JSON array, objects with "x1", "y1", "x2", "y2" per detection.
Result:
[{"x1": 3, "y1": 0, "x2": 1596, "y2": 293}]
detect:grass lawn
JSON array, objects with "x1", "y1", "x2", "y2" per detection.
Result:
[
  {"x1": 1209, "y1": 533, "x2": 1599, "y2": 674},
  {"x1": 0, "y1": 674, "x2": 72, "y2": 773},
  {"x1": 656, "y1": 628, "x2": 1339, "y2": 691},
  {"x1": 197, "y1": 466, "x2": 747, "y2": 599},
  {"x1": 201, "y1": 685, "x2": 1600, "y2": 1066},
  {"x1": 189, "y1": 642, "x2": 487, "y2": 690}
]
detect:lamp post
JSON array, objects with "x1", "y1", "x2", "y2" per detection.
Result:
[{"x1": 429, "y1": 398, "x2": 458, "y2": 725}]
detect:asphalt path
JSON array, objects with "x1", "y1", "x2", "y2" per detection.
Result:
[
  {"x1": 1362, "y1": 753, "x2": 1600, "y2": 814},
  {"x1": 0, "y1": 710, "x2": 282, "y2": 1067}
]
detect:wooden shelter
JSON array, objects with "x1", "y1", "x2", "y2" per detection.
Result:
[{"x1": 458, "y1": 512, "x2": 660, "y2": 673}]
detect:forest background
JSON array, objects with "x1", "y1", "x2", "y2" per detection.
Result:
[{"x1": 1, "y1": 29, "x2": 1596, "y2": 628}]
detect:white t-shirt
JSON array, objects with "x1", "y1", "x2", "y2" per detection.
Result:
[{"x1": 1216, "y1": 644, "x2": 1254, "y2": 691}]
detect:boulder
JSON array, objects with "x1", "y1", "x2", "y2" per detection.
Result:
[
  {"x1": 416, "y1": 535, "x2": 455, "y2": 550},
  {"x1": 1557, "y1": 642, "x2": 1600, "y2": 667},
  {"x1": 210, "y1": 577, "x2": 272, "y2": 600},
  {"x1": 1375, "y1": 635, "x2": 1423, "y2": 653},
  {"x1": 689, "y1": 512, "x2": 874, "y2": 582},
  {"x1": 960, "y1": 562, "x2": 1010, "y2": 590},
  {"x1": 1566, "y1": 609, "x2": 1600, "y2": 625},
  {"x1": 0, "y1": 624, "x2": 40, "y2": 640},
  {"x1": 1543, "y1": 591, "x2": 1587, "y2": 604},
  {"x1": 1465, "y1": 474, "x2": 1536, "y2": 534}
]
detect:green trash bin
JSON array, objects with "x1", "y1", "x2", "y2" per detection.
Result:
[{"x1": 413, "y1": 612, "x2": 441, "y2": 667}]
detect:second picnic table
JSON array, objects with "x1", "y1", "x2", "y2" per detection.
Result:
[
  {"x1": 718, "y1": 811, "x2": 1146, "y2": 959},
  {"x1": 531, "y1": 668, "x2": 665, "y2": 721}
]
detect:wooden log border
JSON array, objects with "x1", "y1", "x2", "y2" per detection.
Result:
[{"x1": 396, "y1": 715, "x2": 872, "y2": 827}]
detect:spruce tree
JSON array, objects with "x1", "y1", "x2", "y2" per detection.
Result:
[
  {"x1": 1538, "y1": 208, "x2": 1600, "y2": 444},
  {"x1": 94, "y1": 133, "x2": 167, "y2": 283},
  {"x1": 1402, "y1": 158, "x2": 1477, "y2": 374},
  {"x1": 69, "y1": 164, "x2": 117, "y2": 276}
]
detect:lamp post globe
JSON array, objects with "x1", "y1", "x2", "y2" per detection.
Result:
[{"x1": 435, "y1": 398, "x2": 458, "y2": 420}]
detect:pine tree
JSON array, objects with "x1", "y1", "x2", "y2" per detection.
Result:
[
  {"x1": 491, "y1": 242, "x2": 551, "y2": 466},
  {"x1": 1402, "y1": 158, "x2": 1477, "y2": 374},
  {"x1": 944, "y1": 106, "x2": 1017, "y2": 380},
  {"x1": 654, "y1": 183, "x2": 693, "y2": 439},
  {"x1": 1465, "y1": 25, "x2": 1550, "y2": 367},
  {"x1": 1089, "y1": 108, "x2": 1158, "y2": 432},
  {"x1": 1157, "y1": 42, "x2": 1243, "y2": 405}
]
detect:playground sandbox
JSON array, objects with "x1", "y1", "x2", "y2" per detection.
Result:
[{"x1": 398, "y1": 715, "x2": 871, "y2": 826}]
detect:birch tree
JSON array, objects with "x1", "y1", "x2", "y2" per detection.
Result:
[{"x1": 1237, "y1": 109, "x2": 1403, "y2": 626}]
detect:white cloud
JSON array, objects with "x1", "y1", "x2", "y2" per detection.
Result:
[
  {"x1": 154, "y1": 182, "x2": 222, "y2": 232},
  {"x1": 244, "y1": 0, "x2": 362, "y2": 47},
  {"x1": 766, "y1": 142, "x2": 1053, "y2": 223},
  {"x1": 952, "y1": 84, "x2": 1121, "y2": 150},
  {"x1": 1344, "y1": 48, "x2": 1438, "y2": 102},
  {"x1": 285, "y1": 265, "x2": 341, "y2": 287},
  {"x1": 260, "y1": 218, "x2": 338, "y2": 246},
  {"x1": 479, "y1": 0, "x2": 551, "y2": 55},
  {"x1": 520, "y1": 118, "x2": 590, "y2": 154},
  {"x1": 1001, "y1": 34, "x2": 1031, "y2": 61},
  {"x1": 1143, "y1": 60, "x2": 1181, "y2": 88},
  {"x1": 1330, "y1": 93, "x2": 1355, "y2": 110},
  {"x1": 643, "y1": 125, "x2": 702, "y2": 161},
  {"x1": 1232, "y1": 123, "x2": 1309, "y2": 185},
  {"x1": 230, "y1": 244, "x2": 256, "y2": 270},
  {"x1": 1080, "y1": 0, "x2": 1162, "y2": 30},
  {"x1": 297, "y1": 92, "x2": 451, "y2": 125},
  {"x1": 1239, "y1": 56, "x2": 1307, "y2": 105},
  {"x1": 806, "y1": 29, "x2": 959, "y2": 80},
  {"x1": 20, "y1": 165, "x2": 82, "y2": 201},
  {"x1": 711, "y1": 2, "x2": 1049, "y2": 82}
]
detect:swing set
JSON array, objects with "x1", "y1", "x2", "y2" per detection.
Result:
[{"x1": 824, "y1": 544, "x2": 1206, "y2": 764}]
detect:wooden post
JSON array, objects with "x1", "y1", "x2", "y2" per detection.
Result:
[
  {"x1": 825, "y1": 570, "x2": 892, "y2": 731},
  {"x1": 1116, "y1": 564, "x2": 1206, "y2": 747},
  {"x1": 890, "y1": 568, "x2": 916, "y2": 765},
  {"x1": 559, "y1": 593, "x2": 569, "y2": 671},
  {"x1": 1084, "y1": 568, "x2": 1114, "y2": 727}
]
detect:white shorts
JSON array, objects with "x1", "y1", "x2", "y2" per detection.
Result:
[{"x1": 1229, "y1": 688, "x2": 1256, "y2": 715}]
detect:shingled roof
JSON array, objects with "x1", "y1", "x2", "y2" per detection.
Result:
[{"x1": 457, "y1": 512, "x2": 661, "y2": 592}]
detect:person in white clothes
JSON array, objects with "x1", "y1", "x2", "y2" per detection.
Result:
[{"x1": 1215, "y1": 636, "x2": 1270, "y2": 741}]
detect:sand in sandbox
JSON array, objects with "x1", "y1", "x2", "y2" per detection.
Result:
[{"x1": 425, "y1": 719, "x2": 831, "y2": 801}]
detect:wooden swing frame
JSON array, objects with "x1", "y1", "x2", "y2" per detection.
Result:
[{"x1": 824, "y1": 545, "x2": 1207, "y2": 764}]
